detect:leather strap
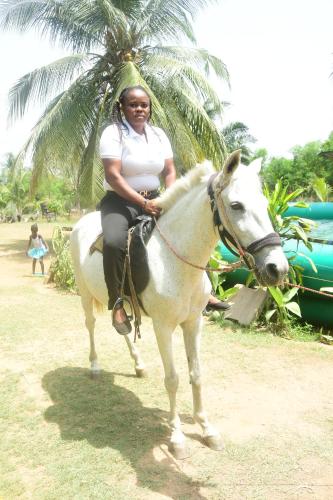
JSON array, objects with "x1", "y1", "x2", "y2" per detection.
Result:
[{"x1": 207, "y1": 174, "x2": 282, "y2": 269}]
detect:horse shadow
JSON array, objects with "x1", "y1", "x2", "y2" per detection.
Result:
[{"x1": 42, "y1": 367, "x2": 208, "y2": 499}]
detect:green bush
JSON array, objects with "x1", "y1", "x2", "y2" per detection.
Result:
[
  {"x1": 49, "y1": 226, "x2": 76, "y2": 292},
  {"x1": 46, "y1": 199, "x2": 64, "y2": 215},
  {"x1": 22, "y1": 201, "x2": 39, "y2": 214}
]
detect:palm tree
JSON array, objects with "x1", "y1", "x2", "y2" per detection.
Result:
[
  {"x1": 0, "y1": 152, "x2": 17, "y2": 184},
  {"x1": 221, "y1": 121, "x2": 256, "y2": 165},
  {"x1": 1, "y1": 0, "x2": 229, "y2": 205}
]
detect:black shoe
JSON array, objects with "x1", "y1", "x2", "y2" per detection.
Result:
[
  {"x1": 206, "y1": 300, "x2": 231, "y2": 312},
  {"x1": 112, "y1": 299, "x2": 132, "y2": 335}
]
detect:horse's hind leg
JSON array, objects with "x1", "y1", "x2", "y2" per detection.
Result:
[
  {"x1": 181, "y1": 316, "x2": 223, "y2": 451},
  {"x1": 80, "y1": 293, "x2": 100, "y2": 378},
  {"x1": 123, "y1": 335, "x2": 146, "y2": 377}
]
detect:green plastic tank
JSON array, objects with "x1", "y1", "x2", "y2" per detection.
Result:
[
  {"x1": 285, "y1": 202, "x2": 333, "y2": 220},
  {"x1": 218, "y1": 239, "x2": 333, "y2": 328},
  {"x1": 218, "y1": 202, "x2": 333, "y2": 327}
]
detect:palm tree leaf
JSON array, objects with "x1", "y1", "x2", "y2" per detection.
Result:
[
  {"x1": 8, "y1": 54, "x2": 91, "y2": 123},
  {"x1": 135, "y1": 0, "x2": 197, "y2": 43},
  {"x1": 0, "y1": 0, "x2": 123, "y2": 52},
  {"x1": 77, "y1": 87, "x2": 109, "y2": 204},
  {"x1": 26, "y1": 75, "x2": 106, "y2": 192},
  {"x1": 142, "y1": 53, "x2": 225, "y2": 115},
  {"x1": 146, "y1": 46, "x2": 230, "y2": 82}
]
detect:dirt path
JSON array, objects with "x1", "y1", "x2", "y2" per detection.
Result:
[{"x1": 1, "y1": 222, "x2": 333, "y2": 500}]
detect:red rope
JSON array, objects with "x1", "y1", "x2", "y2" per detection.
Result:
[
  {"x1": 154, "y1": 217, "x2": 243, "y2": 273},
  {"x1": 284, "y1": 281, "x2": 333, "y2": 299}
]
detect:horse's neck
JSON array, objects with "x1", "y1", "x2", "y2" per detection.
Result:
[{"x1": 157, "y1": 184, "x2": 218, "y2": 268}]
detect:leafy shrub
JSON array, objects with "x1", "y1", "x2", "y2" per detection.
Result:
[
  {"x1": 312, "y1": 176, "x2": 332, "y2": 202},
  {"x1": 22, "y1": 201, "x2": 39, "y2": 214},
  {"x1": 261, "y1": 180, "x2": 316, "y2": 330},
  {"x1": 208, "y1": 250, "x2": 238, "y2": 302},
  {"x1": 49, "y1": 226, "x2": 76, "y2": 292},
  {"x1": 46, "y1": 199, "x2": 64, "y2": 215}
]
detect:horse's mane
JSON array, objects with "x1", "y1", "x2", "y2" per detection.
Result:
[{"x1": 156, "y1": 161, "x2": 215, "y2": 212}]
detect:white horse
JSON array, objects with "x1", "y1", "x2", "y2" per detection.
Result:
[{"x1": 70, "y1": 151, "x2": 289, "y2": 457}]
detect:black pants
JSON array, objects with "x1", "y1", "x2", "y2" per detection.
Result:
[{"x1": 100, "y1": 190, "x2": 157, "y2": 310}]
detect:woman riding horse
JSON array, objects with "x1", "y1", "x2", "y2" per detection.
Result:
[
  {"x1": 99, "y1": 85, "x2": 228, "y2": 335},
  {"x1": 99, "y1": 86, "x2": 176, "y2": 334}
]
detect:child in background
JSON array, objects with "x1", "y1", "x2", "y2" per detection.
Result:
[{"x1": 26, "y1": 223, "x2": 49, "y2": 275}]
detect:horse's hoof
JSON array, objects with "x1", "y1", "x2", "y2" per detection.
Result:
[
  {"x1": 90, "y1": 370, "x2": 100, "y2": 380},
  {"x1": 168, "y1": 443, "x2": 190, "y2": 460},
  {"x1": 204, "y1": 435, "x2": 224, "y2": 451},
  {"x1": 135, "y1": 368, "x2": 147, "y2": 378}
]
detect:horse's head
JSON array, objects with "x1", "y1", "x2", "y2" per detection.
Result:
[{"x1": 212, "y1": 150, "x2": 289, "y2": 286}]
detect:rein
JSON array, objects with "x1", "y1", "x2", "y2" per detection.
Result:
[
  {"x1": 153, "y1": 173, "x2": 281, "y2": 275},
  {"x1": 153, "y1": 217, "x2": 243, "y2": 273}
]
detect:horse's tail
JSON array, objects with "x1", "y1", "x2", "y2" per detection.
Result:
[{"x1": 93, "y1": 298, "x2": 105, "y2": 314}]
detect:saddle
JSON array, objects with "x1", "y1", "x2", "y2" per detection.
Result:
[{"x1": 90, "y1": 215, "x2": 156, "y2": 338}]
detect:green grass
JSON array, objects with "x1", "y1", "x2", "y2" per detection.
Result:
[{"x1": 1, "y1": 222, "x2": 333, "y2": 499}]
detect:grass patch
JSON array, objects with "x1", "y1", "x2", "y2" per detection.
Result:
[{"x1": 1, "y1": 221, "x2": 333, "y2": 499}]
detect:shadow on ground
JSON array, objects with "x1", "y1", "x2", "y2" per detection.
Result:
[{"x1": 42, "y1": 367, "x2": 208, "y2": 499}]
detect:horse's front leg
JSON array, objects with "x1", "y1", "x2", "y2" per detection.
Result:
[
  {"x1": 181, "y1": 316, "x2": 223, "y2": 450},
  {"x1": 153, "y1": 320, "x2": 187, "y2": 459}
]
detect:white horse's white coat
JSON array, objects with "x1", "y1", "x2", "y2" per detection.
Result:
[{"x1": 70, "y1": 152, "x2": 289, "y2": 455}]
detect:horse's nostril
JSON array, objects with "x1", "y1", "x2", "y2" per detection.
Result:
[{"x1": 266, "y1": 262, "x2": 279, "y2": 280}]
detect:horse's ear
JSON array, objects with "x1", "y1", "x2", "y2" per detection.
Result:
[
  {"x1": 249, "y1": 157, "x2": 263, "y2": 174},
  {"x1": 223, "y1": 150, "x2": 241, "y2": 176}
]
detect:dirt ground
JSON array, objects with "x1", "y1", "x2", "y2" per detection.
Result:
[{"x1": 1, "y1": 221, "x2": 333, "y2": 500}]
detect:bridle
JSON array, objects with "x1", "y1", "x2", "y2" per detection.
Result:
[
  {"x1": 154, "y1": 172, "x2": 282, "y2": 275},
  {"x1": 207, "y1": 173, "x2": 281, "y2": 272}
]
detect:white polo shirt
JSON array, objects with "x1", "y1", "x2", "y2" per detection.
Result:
[{"x1": 99, "y1": 119, "x2": 173, "y2": 192}]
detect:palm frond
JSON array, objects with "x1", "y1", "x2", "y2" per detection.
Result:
[
  {"x1": 77, "y1": 87, "x2": 109, "y2": 204},
  {"x1": 167, "y1": 83, "x2": 225, "y2": 166},
  {"x1": 141, "y1": 53, "x2": 225, "y2": 116},
  {"x1": 0, "y1": 0, "x2": 120, "y2": 52},
  {"x1": 27, "y1": 76, "x2": 106, "y2": 192},
  {"x1": 145, "y1": 46, "x2": 230, "y2": 83},
  {"x1": 135, "y1": 0, "x2": 195, "y2": 43},
  {"x1": 8, "y1": 54, "x2": 91, "y2": 123}
]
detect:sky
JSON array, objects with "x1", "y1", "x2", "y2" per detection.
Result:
[{"x1": 1, "y1": 0, "x2": 333, "y2": 166}]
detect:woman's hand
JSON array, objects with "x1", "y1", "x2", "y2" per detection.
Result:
[{"x1": 143, "y1": 199, "x2": 161, "y2": 217}]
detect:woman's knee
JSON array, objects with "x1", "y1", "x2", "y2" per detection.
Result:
[{"x1": 103, "y1": 233, "x2": 127, "y2": 253}]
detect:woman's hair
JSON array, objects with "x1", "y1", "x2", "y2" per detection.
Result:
[
  {"x1": 111, "y1": 86, "x2": 152, "y2": 135},
  {"x1": 31, "y1": 223, "x2": 38, "y2": 232}
]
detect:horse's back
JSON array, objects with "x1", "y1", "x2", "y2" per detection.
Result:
[
  {"x1": 71, "y1": 211, "x2": 102, "y2": 257},
  {"x1": 70, "y1": 211, "x2": 108, "y2": 305}
]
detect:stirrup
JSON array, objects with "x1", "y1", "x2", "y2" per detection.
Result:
[{"x1": 112, "y1": 297, "x2": 133, "y2": 335}]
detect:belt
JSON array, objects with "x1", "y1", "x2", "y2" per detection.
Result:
[{"x1": 137, "y1": 189, "x2": 160, "y2": 199}]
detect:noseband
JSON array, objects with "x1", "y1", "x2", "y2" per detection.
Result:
[{"x1": 207, "y1": 173, "x2": 281, "y2": 271}]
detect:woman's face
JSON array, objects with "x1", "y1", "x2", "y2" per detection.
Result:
[{"x1": 121, "y1": 89, "x2": 150, "y2": 130}]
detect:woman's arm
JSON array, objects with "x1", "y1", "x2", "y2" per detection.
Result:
[
  {"x1": 162, "y1": 158, "x2": 177, "y2": 188},
  {"x1": 102, "y1": 158, "x2": 161, "y2": 216}
]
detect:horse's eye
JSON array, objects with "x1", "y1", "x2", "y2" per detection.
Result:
[{"x1": 230, "y1": 202, "x2": 244, "y2": 211}]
